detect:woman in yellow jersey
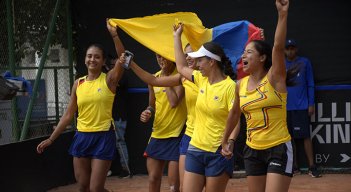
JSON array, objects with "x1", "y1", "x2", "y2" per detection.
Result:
[
  {"x1": 108, "y1": 22, "x2": 186, "y2": 192},
  {"x1": 37, "y1": 43, "x2": 125, "y2": 192},
  {"x1": 129, "y1": 44, "x2": 198, "y2": 192},
  {"x1": 222, "y1": 0, "x2": 293, "y2": 192},
  {"x1": 107, "y1": 20, "x2": 190, "y2": 192},
  {"x1": 173, "y1": 23, "x2": 237, "y2": 192},
  {"x1": 138, "y1": 54, "x2": 187, "y2": 192}
]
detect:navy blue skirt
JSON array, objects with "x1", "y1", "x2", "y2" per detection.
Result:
[
  {"x1": 69, "y1": 128, "x2": 117, "y2": 160},
  {"x1": 144, "y1": 136, "x2": 182, "y2": 161}
]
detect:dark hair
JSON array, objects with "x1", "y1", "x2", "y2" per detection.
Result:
[
  {"x1": 87, "y1": 43, "x2": 107, "y2": 59},
  {"x1": 184, "y1": 43, "x2": 191, "y2": 51},
  {"x1": 250, "y1": 40, "x2": 272, "y2": 71},
  {"x1": 203, "y1": 42, "x2": 236, "y2": 80},
  {"x1": 250, "y1": 40, "x2": 297, "y2": 86}
]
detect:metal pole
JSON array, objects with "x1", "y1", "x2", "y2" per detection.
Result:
[
  {"x1": 66, "y1": 0, "x2": 74, "y2": 87},
  {"x1": 54, "y1": 69, "x2": 59, "y2": 124},
  {"x1": 20, "y1": 0, "x2": 63, "y2": 140},
  {"x1": 66, "y1": 0, "x2": 76, "y2": 128}
]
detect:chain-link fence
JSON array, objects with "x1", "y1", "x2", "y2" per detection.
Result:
[{"x1": 0, "y1": 0, "x2": 74, "y2": 145}]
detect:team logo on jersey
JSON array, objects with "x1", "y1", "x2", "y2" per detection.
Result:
[
  {"x1": 200, "y1": 89, "x2": 204, "y2": 94},
  {"x1": 97, "y1": 88, "x2": 102, "y2": 92},
  {"x1": 154, "y1": 87, "x2": 161, "y2": 92},
  {"x1": 214, "y1": 96, "x2": 219, "y2": 101}
]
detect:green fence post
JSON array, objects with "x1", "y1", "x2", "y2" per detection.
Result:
[
  {"x1": 20, "y1": 0, "x2": 63, "y2": 140},
  {"x1": 54, "y1": 69, "x2": 59, "y2": 123},
  {"x1": 6, "y1": 0, "x2": 20, "y2": 141},
  {"x1": 66, "y1": 0, "x2": 74, "y2": 88}
]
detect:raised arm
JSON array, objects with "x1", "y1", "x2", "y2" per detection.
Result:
[
  {"x1": 173, "y1": 24, "x2": 194, "y2": 81},
  {"x1": 106, "y1": 55, "x2": 124, "y2": 93},
  {"x1": 129, "y1": 61, "x2": 182, "y2": 87},
  {"x1": 106, "y1": 19, "x2": 126, "y2": 92},
  {"x1": 165, "y1": 85, "x2": 185, "y2": 108},
  {"x1": 107, "y1": 19, "x2": 125, "y2": 57},
  {"x1": 268, "y1": 0, "x2": 289, "y2": 92}
]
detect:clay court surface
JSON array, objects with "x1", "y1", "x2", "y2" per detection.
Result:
[{"x1": 49, "y1": 173, "x2": 351, "y2": 192}]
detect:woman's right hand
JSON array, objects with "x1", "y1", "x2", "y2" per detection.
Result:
[
  {"x1": 173, "y1": 23, "x2": 183, "y2": 38},
  {"x1": 106, "y1": 18, "x2": 118, "y2": 37},
  {"x1": 140, "y1": 109, "x2": 152, "y2": 123},
  {"x1": 36, "y1": 139, "x2": 53, "y2": 154}
]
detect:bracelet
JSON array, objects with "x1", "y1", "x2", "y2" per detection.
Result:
[
  {"x1": 48, "y1": 138, "x2": 54, "y2": 143},
  {"x1": 112, "y1": 35, "x2": 118, "y2": 38},
  {"x1": 146, "y1": 106, "x2": 155, "y2": 114},
  {"x1": 228, "y1": 138, "x2": 236, "y2": 143}
]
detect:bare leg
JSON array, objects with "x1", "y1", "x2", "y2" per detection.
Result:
[
  {"x1": 247, "y1": 175, "x2": 266, "y2": 192},
  {"x1": 147, "y1": 157, "x2": 166, "y2": 192},
  {"x1": 265, "y1": 173, "x2": 291, "y2": 192},
  {"x1": 168, "y1": 160, "x2": 180, "y2": 192},
  {"x1": 291, "y1": 139, "x2": 298, "y2": 170},
  {"x1": 90, "y1": 158, "x2": 112, "y2": 192},
  {"x1": 179, "y1": 155, "x2": 186, "y2": 192},
  {"x1": 182, "y1": 171, "x2": 205, "y2": 192},
  {"x1": 304, "y1": 138, "x2": 315, "y2": 167},
  {"x1": 73, "y1": 157, "x2": 91, "y2": 192},
  {"x1": 204, "y1": 172, "x2": 229, "y2": 192}
]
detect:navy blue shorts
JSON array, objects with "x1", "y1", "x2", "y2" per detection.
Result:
[
  {"x1": 69, "y1": 128, "x2": 117, "y2": 160},
  {"x1": 185, "y1": 145, "x2": 234, "y2": 177},
  {"x1": 287, "y1": 110, "x2": 310, "y2": 139},
  {"x1": 144, "y1": 136, "x2": 182, "y2": 161},
  {"x1": 179, "y1": 134, "x2": 191, "y2": 155},
  {"x1": 243, "y1": 141, "x2": 293, "y2": 177}
]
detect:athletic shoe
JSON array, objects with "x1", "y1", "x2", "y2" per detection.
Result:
[
  {"x1": 293, "y1": 168, "x2": 301, "y2": 176},
  {"x1": 308, "y1": 165, "x2": 321, "y2": 178},
  {"x1": 107, "y1": 170, "x2": 112, "y2": 177},
  {"x1": 118, "y1": 169, "x2": 132, "y2": 178}
]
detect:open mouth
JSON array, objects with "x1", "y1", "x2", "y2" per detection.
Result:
[{"x1": 243, "y1": 61, "x2": 248, "y2": 66}]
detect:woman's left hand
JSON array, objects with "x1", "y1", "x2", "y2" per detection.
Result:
[{"x1": 221, "y1": 141, "x2": 234, "y2": 159}]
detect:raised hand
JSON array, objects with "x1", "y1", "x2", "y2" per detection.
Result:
[
  {"x1": 106, "y1": 18, "x2": 118, "y2": 37},
  {"x1": 173, "y1": 23, "x2": 183, "y2": 38},
  {"x1": 276, "y1": 0, "x2": 289, "y2": 13}
]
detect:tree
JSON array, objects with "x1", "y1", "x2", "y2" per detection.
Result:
[{"x1": 0, "y1": 0, "x2": 69, "y2": 68}]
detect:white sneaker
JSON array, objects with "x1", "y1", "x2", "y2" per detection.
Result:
[{"x1": 107, "y1": 170, "x2": 112, "y2": 177}]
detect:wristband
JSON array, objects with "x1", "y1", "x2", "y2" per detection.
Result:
[
  {"x1": 48, "y1": 138, "x2": 54, "y2": 143},
  {"x1": 146, "y1": 106, "x2": 155, "y2": 114},
  {"x1": 228, "y1": 138, "x2": 236, "y2": 143}
]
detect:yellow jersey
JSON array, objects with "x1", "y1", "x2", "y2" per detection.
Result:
[
  {"x1": 182, "y1": 79, "x2": 198, "y2": 137},
  {"x1": 190, "y1": 70, "x2": 236, "y2": 152},
  {"x1": 239, "y1": 76, "x2": 291, "y2": 150},
  {"x1": 76, "y1": 73, "x2": 115, "y2": 132},
  {"x1": 152, "y1": 69, "x2": 187, "y2": 138}
]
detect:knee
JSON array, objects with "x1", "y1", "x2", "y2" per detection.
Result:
[
  {"x1": 76, "y1": 177, "x2": 89, "y2": 192},
  {"x1": 148, "y1": 174, "x2": 162, "y2": 184}
]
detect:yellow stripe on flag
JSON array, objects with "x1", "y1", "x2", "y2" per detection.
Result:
[{"x1": 109, "y1": 12, "x2": 212, "y2": 62}]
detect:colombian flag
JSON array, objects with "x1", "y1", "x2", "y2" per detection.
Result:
[{"x1": 108, "y1": 12, "x2": 262, "y2": 79}]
